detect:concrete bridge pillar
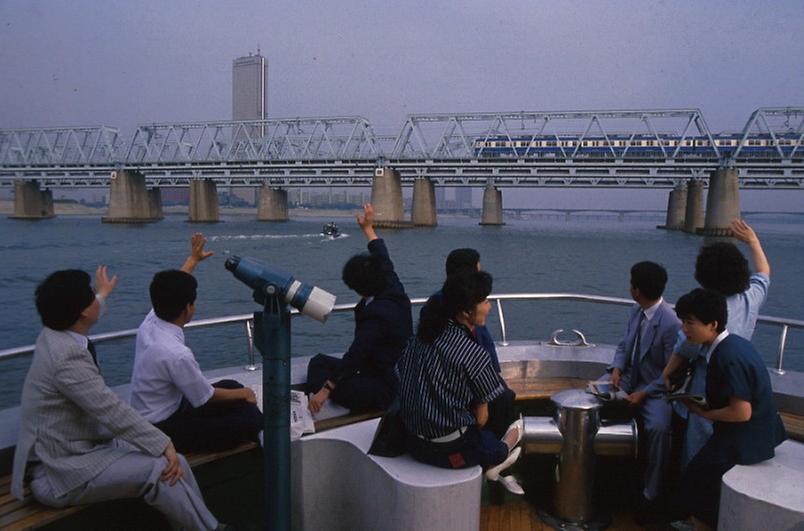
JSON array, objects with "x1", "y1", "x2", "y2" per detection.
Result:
[
  {"x1": 257, "y1": 184, "x2": 288, "y2": 221},
  {"x1": 371, "y1": 167, "x2": 408, "y2": 228},
  {"x1": 660, "y1": 185, "x2": 687, "y2": 230},
  {"x1": 411, "y1": 177, "x2": 437, "y2": 226},
  {"x1": 683, "y1": 179, "x2": 705, "y2": 234},
  {"x1": 702, "y1": 168, "x2": 741, "y2": 236},
  {"x1": 10, "y1": 180, "x2": 55, "y2": 219},
  {"x1": 188, "y1": 179, "x2": 220, "y2": 223},
  {"x1": 148, "y1": 188, "x2": 163, "y2": 220},
  {"x1": 103, "y1": 170, "x2": 163, "y2": 223},
  {"x1": 480, "y1": 184, "x2": 504, "y2": 226}
]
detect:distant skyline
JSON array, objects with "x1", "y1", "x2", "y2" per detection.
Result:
[
  {"x1": 1, "y1": 1, "x2": 801, "y2": 132},
  {"x1": 0, "y1": 0, "x2": 802, "y2": 210}
]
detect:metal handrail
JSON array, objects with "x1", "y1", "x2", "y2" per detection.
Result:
[{"x1": 1, "y1": 293, "x2": 801, "y2": 373}]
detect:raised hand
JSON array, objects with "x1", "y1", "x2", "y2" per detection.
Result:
[
  {"x1": 730, "y1": 218, "x2": 770, "y2": 276},
  {"x1": 181, "y1": 233, "x2": 214, "y2": 273},
  {"x1": 356, "y1": 203, "x2": 378, "y2": 242},
  {"x1": 356, "y1": 203, "x2": 375, "y2": 229},
  {"x1": 730, "y1": 219, "x2": 758, "y2": 244},
  {"x1": 94, "y1": 265, "x2": 118, "y2": 299}
]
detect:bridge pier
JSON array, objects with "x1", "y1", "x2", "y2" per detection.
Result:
[
  {"x1": 479, "y1": 184, "x2": 504, "y2": 226},
  {"x1": 148, "y1": 188, "x2": 163, "y2": 219},
  {"x1": 371, "y1": 167, "x2": 409, "y2": 228},
  {"x1": 658, "y1": 185, "x2": 687, "y2": 230},
  {"x1": 10, "y1": 180, "x2": 55, "y2": 219},
  {"x1": 411, "y1": 177, "x2": 437, "y2": 226},
  {"x1": 701, "y1": 168, "x2": 740, "y2": 236},
  {"x1": 683, "y1": 179, "x2": 705, "y2": 234},
  {"x1": 102, "y1": 170, "x2": 163, "y2": 223},
  {"x1": 257, "y1": 184, "x2": 288, "y2": 221},
  {"x1": 188, "y1": 179, "x2": 219, "y2": 223}
]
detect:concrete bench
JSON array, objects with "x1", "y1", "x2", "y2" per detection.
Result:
[
  {"x1": 291, "y1": 418, "x2": 483, "y2": 531},
  {"x1": 718, "y1": 439, "x2": 804, "y2": 531}
]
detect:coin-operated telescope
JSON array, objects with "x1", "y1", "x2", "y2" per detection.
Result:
[
  {"x1": 225, "y1": 255, "x2": 336, "y2": 531},
  {"x1": 225, "y1": 255, "x2": 336, "y2": 322}
]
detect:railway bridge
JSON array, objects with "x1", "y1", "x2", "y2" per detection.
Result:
[{"x1": 2, "y1": 107, "x2": 802, "y2": 234}]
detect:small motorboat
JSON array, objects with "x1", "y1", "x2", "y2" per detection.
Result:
[{"x1": 322, "y1": 222, "x2": 341, "y2": 238}]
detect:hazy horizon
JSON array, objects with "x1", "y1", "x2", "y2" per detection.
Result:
[{"x1": 1, "y1": 1, "x2": 802, "y2": 210}]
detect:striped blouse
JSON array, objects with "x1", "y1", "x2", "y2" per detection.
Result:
[{"x1": 397, "y1": 320, "x2": 505, "y2": 438}]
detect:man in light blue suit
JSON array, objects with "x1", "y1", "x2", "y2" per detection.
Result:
[{"x1": 609, "y1": 261, "x2": 681, "y2": 521}]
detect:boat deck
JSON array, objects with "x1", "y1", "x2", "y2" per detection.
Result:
[{"x1": 480, "y1": 500, "x2": 648, "y2": 531}]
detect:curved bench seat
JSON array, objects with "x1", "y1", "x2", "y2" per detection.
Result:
[
  {"x1": 291, "y1": 418, "x2": 483, "y2": 531},
  {"x1": 718, "y1": 440, "x2": 804, "y2": 531}
]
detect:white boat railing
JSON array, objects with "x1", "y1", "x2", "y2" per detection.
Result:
[{"x1": 0, "y1": 293, "x2": 802, "y2": 374}]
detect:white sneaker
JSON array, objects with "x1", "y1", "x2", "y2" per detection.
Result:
[{"x1": 485, "y1": 446, "x2": 521, "y2": 481}]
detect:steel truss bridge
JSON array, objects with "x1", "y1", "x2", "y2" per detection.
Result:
[{"x1": 1, "y1": 108, "x2": 803, "y2": 190}]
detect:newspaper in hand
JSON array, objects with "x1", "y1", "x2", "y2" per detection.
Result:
[
  {"x1": 664, "y1": 369, "x2": 707, "y2": 407},
  {"x1": 250, "y1": 384, "x2": 316, "y2": 440},
  {"x1": 290, "y1": 390, "x2": 316, "y2": 440},
  {"x1": 586, "y1": 381, "x2": 629, "y2": 402}
]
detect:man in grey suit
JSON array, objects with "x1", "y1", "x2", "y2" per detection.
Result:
[
  {"x1": 12, "y1": 266, "x2": 222, "y2": 530},
  {"x1": 609, "y1": 261, "x2": 680, "y2": 521}
]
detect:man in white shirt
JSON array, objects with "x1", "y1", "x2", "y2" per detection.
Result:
[
  {"x1": 130, "y1": 234, "x2": 263, "y2": 453},
  {"x1": 13, "y1": 266, "x2": 223, "y2": 530}
]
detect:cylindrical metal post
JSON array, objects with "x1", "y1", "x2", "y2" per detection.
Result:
[
  {"x1": 552, "y1": 390, "x2": 602, "y2": 524},
  {"x1": 253, "y1": 290, "x2": 291, "y2": 531},
  {"x1": 495, "y1": 298, "x2": 509, "y2": 346},
  {"x1": 244, "y1": 319, "x2": 258, "y2": 371},
  {"x1": 775, "y1": 325, "x2": 788, "y2": 375}
]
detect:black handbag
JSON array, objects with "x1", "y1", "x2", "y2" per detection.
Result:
[{"x1": 368, "y1": 400, "x2": 407, "y2": 457}]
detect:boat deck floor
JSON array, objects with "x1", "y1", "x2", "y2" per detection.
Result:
[{"x1": 480, "y1": 499, "x2": 651, "y2": 531}]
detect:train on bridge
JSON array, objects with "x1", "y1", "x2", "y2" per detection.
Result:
[{"x1": 472, "y1": 132, "x2": 803, "y2": 159}]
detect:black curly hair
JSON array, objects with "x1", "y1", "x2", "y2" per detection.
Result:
[
  {"x1": 694, "y1": 242, "x2": 750, "y2": 296},
  {"x1": 342, "y1": 253, "x2": 386, "y2": 297}
]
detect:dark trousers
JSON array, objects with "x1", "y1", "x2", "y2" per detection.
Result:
[
  {"x1": 155, "y1": 379, "x2": 263, "y2": 453},
  {"x1": 485, "y1": 387, "x2": 517, "y2": 440},
  {"x1": 305, "y1": 353, "x2": 395, "y2": 412},
  {"x1": 676, "y1": 438, "x2": 734, "y2": 529},
  {"x1": 405, "y1": 425, "x2": 509, "y2": 470}
]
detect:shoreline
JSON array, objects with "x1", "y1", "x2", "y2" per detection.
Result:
[{"x1": 1, "y1": 200, "x2": 802, "y2": 219}]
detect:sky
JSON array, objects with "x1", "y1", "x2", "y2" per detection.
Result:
[{"x1": 1, "y1": 0, "x2": 802, "y2": 209}]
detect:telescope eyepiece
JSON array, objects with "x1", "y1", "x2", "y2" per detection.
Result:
[{"x1": 224, "y1": 256, "x2": 241, "y2": 273}]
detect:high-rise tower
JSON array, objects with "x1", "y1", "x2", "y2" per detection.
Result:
[
  {"x1": 232, "y1": 53, "x2": 267, "y2": 121},
  {"x1": 231, "y1": 52, "x2": 268, "y2": 205}
]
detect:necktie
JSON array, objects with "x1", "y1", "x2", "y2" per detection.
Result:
[
  {"x1": 87, "y1": 339, "x2": 99, "y2": 368},
  {"x1": 629, "y1": 311, "x2": 646, "y2": 388}
]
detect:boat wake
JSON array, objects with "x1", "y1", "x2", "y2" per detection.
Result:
[
  {"x1": 209, "y1": 233, "x2": 323, "y2": 242},
  {"x1": 321, "y1": 233, "x2": 350, "y2": 241}
]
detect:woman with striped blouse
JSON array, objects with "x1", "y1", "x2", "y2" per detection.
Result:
[{"x1": 397, "y1": 270, "x2": 524, "y2": 493}]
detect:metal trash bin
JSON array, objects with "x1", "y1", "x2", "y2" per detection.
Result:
[{"x1": 522, "y1": 389, "x2": 638, "y2": 527}]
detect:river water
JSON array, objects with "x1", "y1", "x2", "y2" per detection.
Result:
[{"x1": 1, "y1": 211, "x2": 802, "y2": 409}]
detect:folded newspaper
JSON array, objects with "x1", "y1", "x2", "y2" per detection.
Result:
[
  {"x1": 664, "y1": 370, "x2": 707, "y2": 407},
  {"x1": 290, "y1": 390, "x2": 316, "y2": 440},
  {"x1": 250, "y1": 384, "x2": 316, "y2": 440},
  {"x1": 586, "y1": 381, "x2": 629, "y2": 402}
]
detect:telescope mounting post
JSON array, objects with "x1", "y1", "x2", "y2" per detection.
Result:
[{"x1": 252, "y1": 284, "x2": 291, "y2": 531}]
